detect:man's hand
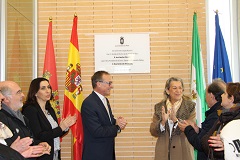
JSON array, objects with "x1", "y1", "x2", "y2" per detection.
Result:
[
  {"x1": 21, "y1": 145, "x2": 46, "y2": 158},
  {"x1": 178, "y1": 120, "x2": 189, "y2": 132},
  {"x1": 178, "y1": 120, "x2": 199, "y2": 133},
  {"x1": 116, "y1": 116, "x2": 127, "y2": 130},
  {"x1": 10, "y1": 136, "x2": 32, "y2": 153}
]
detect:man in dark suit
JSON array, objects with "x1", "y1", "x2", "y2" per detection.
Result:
[{"x1": 81, "y1": 71, "x2": 127, "y2": 160}]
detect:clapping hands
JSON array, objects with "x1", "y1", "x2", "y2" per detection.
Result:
[
  {"x1": 60, "y1": 114, "x2": 77, "y2": 131},
  {"x1": 22, "y1": 142, "x2": 51, "y2": 158},
  {"x1": 178, "y1": 120, "x2": 199, "y2": 133},
  {"x1": 161, "y1": 106, "x2": 178, "y2": 125},
  {"x1": 21, "y1": 145, "x2": 47, "y2": 158},
  {"x1": 116, "y1": 116, "x2": 127, "y2": 130},
  {"x1": 10, "y1": 136, "x2": 51, "y2": 158},
  {"x1": 10, "y1": 136, "x2": 32, "y2": 154}
]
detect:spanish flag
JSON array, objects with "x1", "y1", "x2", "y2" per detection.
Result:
[
  {"x1": 43, "y1": 17, "x2": 61, "y2": 123},
  {"x1": 63, "y1": 15, "x2": 84, "y2": 160}
]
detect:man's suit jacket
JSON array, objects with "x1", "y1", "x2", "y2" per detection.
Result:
[
  {"x1": 0, "y1": 108, "x2": 37, "y2": 160},
  {"x1": 81, "y1": 91, "x2": 119, "y2": 160},
  {"x1": 22, "y1": 102, "x2": 65, "y2": 160},
  {"x1": 0, "y1": 109, "x2": 35, "y2": 147}
]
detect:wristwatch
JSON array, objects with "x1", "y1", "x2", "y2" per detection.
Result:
[{"x1": 116, "y1": 125, "x2": 121, "y2": 133}]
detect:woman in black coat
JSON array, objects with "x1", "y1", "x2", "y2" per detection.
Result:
[{"x1": 22, "y1": 78, "x2": 76, "y2": 160}]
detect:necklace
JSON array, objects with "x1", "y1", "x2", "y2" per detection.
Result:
[
  {"x1": 44, "y1": 110, "x2": 49, "y2": 115},
  {"x1": 41, "y1": 107, "x2": 48, "y2": 115}
]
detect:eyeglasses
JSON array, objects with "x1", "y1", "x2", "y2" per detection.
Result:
[{"x1": 98, "y1": 80, "x2": 113, "y2": 86}]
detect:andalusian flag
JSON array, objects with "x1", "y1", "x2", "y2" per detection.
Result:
[
  {"x1": 191, "y1": 12, "x2": 208, "y2": 126},
  {"x1": 63, "y1": 15, "x2": 84, "y2": 160},
  {"x1": 43, "y1": 17, "x2": 61, "y2": 122}
]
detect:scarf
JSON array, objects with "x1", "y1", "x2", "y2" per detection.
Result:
[
  {"x1": 166, "y1": 98, "x2": 182, "y2": 114},
  {"x1": 0, "y1": 122, "x2": 13, "y2": 139}
]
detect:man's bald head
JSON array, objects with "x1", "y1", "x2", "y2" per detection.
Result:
[{"x1": 0, "y1": 81, "x2": 25, "y2": 111}]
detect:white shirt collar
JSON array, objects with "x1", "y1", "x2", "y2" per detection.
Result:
[{"x1": 94, "y1": 91, "x2": 105, "y2": 103}]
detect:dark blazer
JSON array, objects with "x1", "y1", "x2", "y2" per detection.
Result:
[
  {"x1": 0, "y1": 108, "x2": 37, "y2": 160},
  {"x1": 81, "y1": 91, "x2": 119, "y2": 160},
  {"x1": 0, "y1": 143, "x2": 25, "y2": 160},
  {"x1": 22, "y1": 102, "x2": 66, "y2": 160},
  {"x1": 0, "y1": 109, "x2": 35, "y2": 146},
  {"x1": 184, "y1": 101, "x2": 222, "y2": 160}
]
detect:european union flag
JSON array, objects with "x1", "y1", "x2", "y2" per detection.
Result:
[{"x1": 212, "y1": 12, "x2": 232, "y2": 83}]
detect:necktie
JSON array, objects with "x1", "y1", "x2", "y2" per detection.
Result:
[{"x1": 103, "y1": 98, "x2": 112, "y2": 123}]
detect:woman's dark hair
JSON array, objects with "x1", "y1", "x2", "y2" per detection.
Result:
[
  {"x1": 25, "y1": 77, "x2": 52, "y2": 104},
  {"x1": 226, "y1": 82, "x2": 240, "y2": 104},
  {"x1": 207, "y1": 79, "x2": 226, "y2": 102}
]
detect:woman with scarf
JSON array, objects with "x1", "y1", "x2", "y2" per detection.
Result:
[{"x1": 150, "y1": 77, "x2": 196, "y2": 160}]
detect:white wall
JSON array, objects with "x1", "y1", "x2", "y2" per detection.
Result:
[{"x1": 0, "y1": 0, "x2": 6, "y2": 81}]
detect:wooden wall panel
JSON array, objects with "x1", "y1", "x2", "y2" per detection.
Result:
[{"x1": 38, "y1": 1, "x2": 206, "y2": 159}]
